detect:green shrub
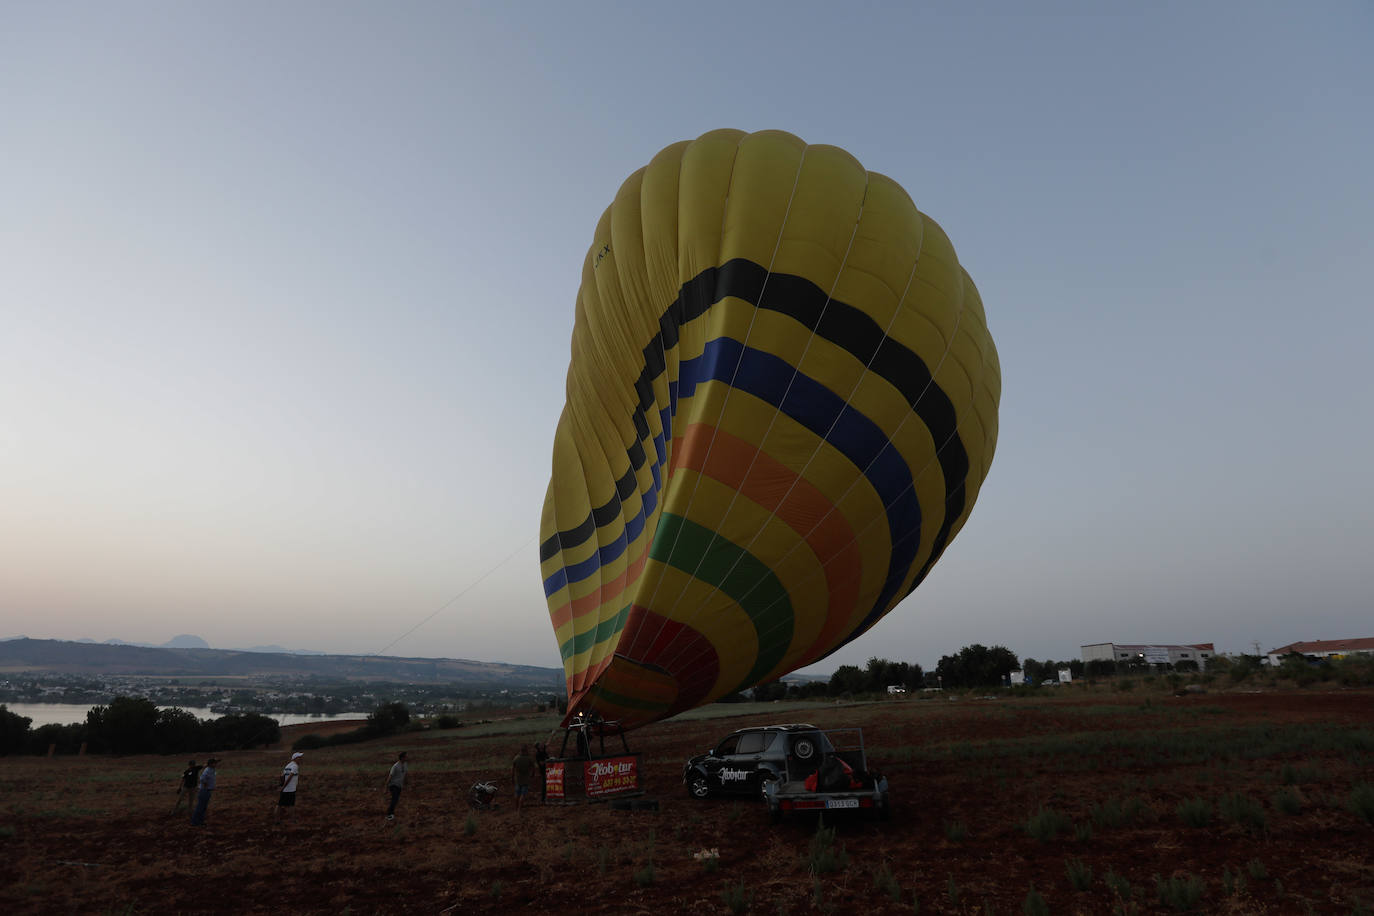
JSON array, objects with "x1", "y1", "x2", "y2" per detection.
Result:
[
  {"x1": 1176, "y1": 797, "x2": 1212, "y2": 827},
  {"x1": 462, "y1": 813, "x2": 477, "y2": 836},
  {"x1": 1281, "y1": 762, "x2": 1329, "y2": 785},
  {"x1": 1246, "y1": 858, "x2": 1268, "y2": 880},
  {"x1": 721, "y1": 879, "x2": 753, "y2": 914},
  {"x1": 1272, "y1": 787, "x2": 1303, "y2": 815},
  {"x1": 873, "y1": 862, "x2": 902, "y2": 902},
  {"x1": 1115, "y1": 679, "x2": 1136, "y2": 692},
  {"x1": 807, "y1": 818, "x2": 848, "y2": 875},
  {"x1": 1104, "y1": 868, "x2": 1133, "y2": 902},
  {"x1": 1065, "y1": 857, "x2": 1093, "y2": 891},
  {"x1": 633, "y1": 862, "x2": 655, "y2": 887},
  {"x1": 1219, "y1": 793, "x2": 1267, "y2": 832},
  {"x1": 1155, "y1": 873, "x2": 1206, "y2": 911},
  {"x1": 1025, "y1": 805, "x2": 1072, "y2": 841},
  {"x1": 1221, "y1": 867, "x2": 1247, "y2": 897},
  {"x1": 1351, "y1": 783, "x2": 1374, "y2": 824},
  {"x1": 1023, "y1": 885, "x2": 1049, "y2": 916},
  {"x1": 945, "y1": 820, "x2": 968, "y2": 841}
]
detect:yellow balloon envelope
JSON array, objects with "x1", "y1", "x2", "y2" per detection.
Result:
[{"x1": 540, "y1": 130, "x2": 1000, "y2": 729}]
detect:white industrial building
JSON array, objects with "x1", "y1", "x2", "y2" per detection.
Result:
[
  {"x1": 1265, "y1": 638, "x2": 1374, "y2": 666},
  {"x1": 1081, "y1": 642, "x2": 1215, "y2": 669}
]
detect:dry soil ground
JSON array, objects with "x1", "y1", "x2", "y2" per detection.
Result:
[{"x1": 2, "y1": 688, "x2": 1372, "y2": 914}]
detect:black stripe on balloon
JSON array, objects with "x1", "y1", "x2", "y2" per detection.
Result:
[{"x1": 539, "y1": 258, "x2": 970, "y2": 582}]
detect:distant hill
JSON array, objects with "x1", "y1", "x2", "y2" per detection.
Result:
[
  {"x1": 0, "y1": 638, "x2": 563, "y2": 688},
  {"x1": 163, "y1": 634, "x2": 210, "y2": 649}
]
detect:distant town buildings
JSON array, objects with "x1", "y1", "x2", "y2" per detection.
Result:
[
  {"x1": 1265, "y1": 638, "x2": 1374, "y2": 666},
  {"x1": 1080, "y1": 642, "x2": 1215, "y2": 669}
]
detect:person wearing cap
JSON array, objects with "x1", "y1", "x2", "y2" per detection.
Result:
[
  {"x1": 276, "y1": 751, "x2": 303, "y2": 819},
  {"x1": 190, "y1": 758, "x2": 218, "y2": 826},
  {"x1": 383, "y1": 751, "x2": 407, "y2": 820}
]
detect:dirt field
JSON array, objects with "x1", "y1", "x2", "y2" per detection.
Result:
[{"x1": 2, "y1": 688, "x2": 1372, "y2": 914}]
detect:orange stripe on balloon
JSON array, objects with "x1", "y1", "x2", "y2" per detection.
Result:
[
  {"x1": 668, "y1": 423, "x2": 863, "y2": 664},
  {"x1": 549, "y1": 541, "x2": 650, "y2": 630}
]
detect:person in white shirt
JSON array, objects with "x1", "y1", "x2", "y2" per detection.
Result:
[
  {"x1": 384, "y1": 751, "x2": 408, "y2": 820},
  {"x1": 275, "y1": 751, "x2": 303, "y2": 819}
]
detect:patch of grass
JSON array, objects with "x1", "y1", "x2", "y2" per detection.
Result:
[
  {"x1": 1350, "y1": 783, "x2": 1374, "y2": 824},
  {"x1": 873, "y1": 861, "x2": 902, "y2": 902},
  {"x1": 488, "y1": 879, "x2": 503, "y2": 900},
  {"x1": 1091, "y1": 795, "x2": 1145, "y2": 829},
  {"x1": 1281, "y1": 762, "x2": 1329, "y2": 785},
  {"x1": 1218, "y1": 792, "x2": 1267, "y2": 832},
  {"x1": 946, "y1": 875, "x2": 962, "y2": 907},
  {"x1": 1066, "y1": 857, "x2": 1093, "y2": 891},
  {"x1": 1246, "y1": 859, "x2": 1268, "y2": 880},
  {"x1": 1074, "y1": 821, "x2": 1093, "y2": 842},
  {"x1": 806, "y1": 818, "x2": 849, "y2": 875},
  {"x1": 945, "y1": 820, "x2": 968, "y2": 841},
  {"x1": 1176, "y1": 797, "x2": 1212, "y2": 827},
  {"x1": 596, "y1": 846, "x2": 610, "y2": 876},
  {"x1": 1105, "y1": 868, "x2": 1133, "y2": 902},
  {"x1": 0, "y1": 825, "x2": 15, "y2": 839},
  {"x1": 721, "y1": 879, "x2": 753, "y2": 914},
  {"x1": 461, "y1": 813, "x2": 477, "y2": 836},
  {"x1": 633, "y1": 862, "x2": 655, "y2": 887},
  {"x1": 1155, "y1": 873, "x2": 1206, "y2": 911},
  {"x1": 1273, "y1": 787, "x2": 1303, "y2": 815},
  {"x1": 1221, "y1": 866, "x2": 1247, "y2": 897},
  {"x1": 1023, "y1": 885, "x2": 1049, "y2": 916},
  {"x1": 1024, "y1": 805, "x2": 1072, "y2": 841}
]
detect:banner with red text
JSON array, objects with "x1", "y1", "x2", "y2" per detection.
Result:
[
  {"x1": 545, "y1": 761, "x2": 565, "y2": 800},
  {"x1": 583, "y1": 754, "x2": 640, "y2": 798}
]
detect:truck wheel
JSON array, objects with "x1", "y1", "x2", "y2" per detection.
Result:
[{"x1": 687, "y1": 772, "x2": 711, "y2": 800}]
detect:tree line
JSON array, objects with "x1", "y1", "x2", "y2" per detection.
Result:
[
  {"x1": 0, "y1": 697, "x2": 281, "y2": 757},
  {"x1": 749, "y1": 645, "x2": 1151, "y2": 700}
]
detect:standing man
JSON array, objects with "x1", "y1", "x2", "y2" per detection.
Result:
[
  {"x1": 384, "y1": 751, "x2": 407, "y2": 820},
  {"x1": 276, "y1": 751, "x2": 303, "y2": 819},
  {"x1": 190, "y1": 758, "x2": 217, "y2": 826},
  {"x1": 511, "y1": 745, "x2": 536, "y2": 812},
  {"x1": 173, "y1": 759, "x2": 202, "y2": 814},
  {"x1": 534, "y1": 742, "x2": 549, "y2": 805}
]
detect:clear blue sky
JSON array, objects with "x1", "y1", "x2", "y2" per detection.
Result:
[{"x1": 3, "y1": 3, "x2": 1370, "y2": 673}]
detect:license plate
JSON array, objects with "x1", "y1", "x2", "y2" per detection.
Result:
[{"x1": 826, "y1": 798, "x2": 859, "y2": 809}]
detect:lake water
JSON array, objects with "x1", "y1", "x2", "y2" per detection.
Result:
[{"x1": 2, "y1": 702, "x2": 368, "y2": 728}]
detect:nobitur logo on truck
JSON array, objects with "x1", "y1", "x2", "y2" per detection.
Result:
[{"x1": 584, "y1": 755, "x2": 640, "y2": 797}]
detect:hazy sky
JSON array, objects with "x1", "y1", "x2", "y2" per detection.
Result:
[{"x1": 3, "y1": 3, "x2": 1370, "y2": 675}]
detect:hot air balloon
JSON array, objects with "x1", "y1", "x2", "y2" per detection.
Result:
[{"x1": 540, "y1": 129, "x2": 1000, "y2": 730}]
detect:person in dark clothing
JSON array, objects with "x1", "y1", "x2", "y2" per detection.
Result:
[
  {"x1": 534, "y1": 742, "x2": 549, "y2": 804},
  {"x1": 512, "y1": 745, "x2": 536, "y2": 812},
  {"x1": 173, "y1": 760, "x2": 202, "y2": 814}
]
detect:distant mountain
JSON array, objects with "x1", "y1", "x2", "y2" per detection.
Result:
[
  {"x1": 163, "y1": 634, "x2": 210, "y2": 649},
  {"x1": 0, "y1": 637, "x2": 563, "y2": 688}
]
